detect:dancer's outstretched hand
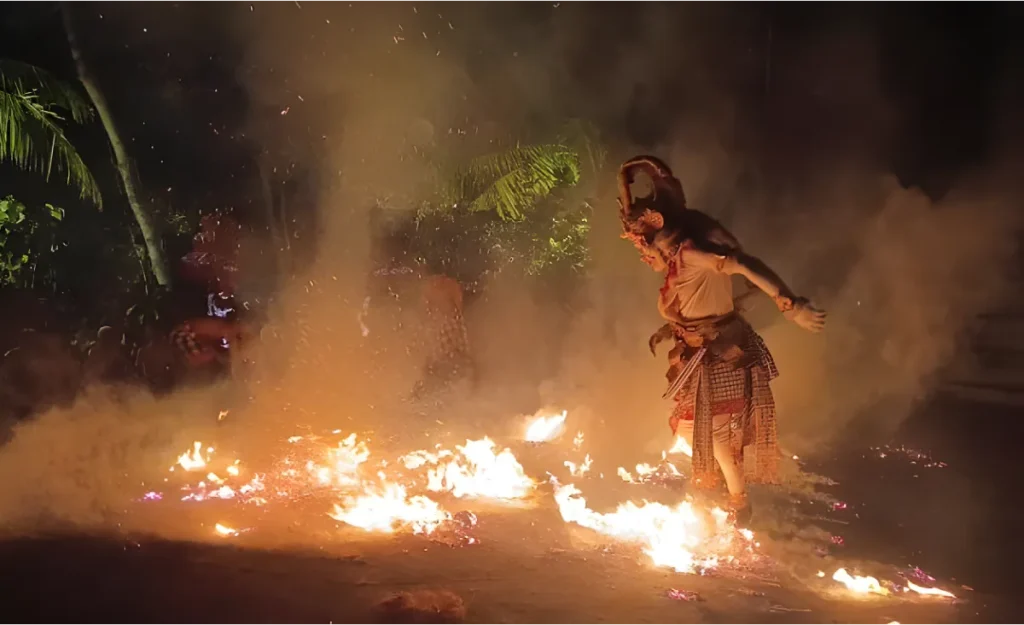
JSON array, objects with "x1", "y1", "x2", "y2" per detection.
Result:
[{"x1": 785, "y1": 299, "x2": 826, "y2": 333}]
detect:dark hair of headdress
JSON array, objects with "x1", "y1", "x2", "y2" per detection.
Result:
[{"x1": 616, "y1": 155, "x2": 688, "y2": 248}]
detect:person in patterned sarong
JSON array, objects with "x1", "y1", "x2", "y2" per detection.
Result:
[
  {"x1": 367, "y1": 209, "x2": 475, "y2": 401},
  {"x1": 410, "y1": 272, "x2": 475, "y2": 399},
  {"x1": 616, "y1": 155, "x2": 826, "y2": 522},
  {"x1": 169, "y1": 315, "x2": 250, "y2": 384}
]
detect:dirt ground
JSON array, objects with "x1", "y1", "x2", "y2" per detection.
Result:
[
  {"x1": 1, "y1": 383, "x2": 1020, "y2": 623},
  {"x1": 0, "y1": 495, "x2": 1006, "y2": 625}
]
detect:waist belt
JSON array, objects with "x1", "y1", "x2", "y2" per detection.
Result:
[{"x1": 671, "y1": 312, "x2": 737, "y2": 346}]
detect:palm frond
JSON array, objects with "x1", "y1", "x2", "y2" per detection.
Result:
[
  {"x1": 449, "y1": 144, "x2": 581, "y2": 221},
  {"x1": 0, "y1": 60, "x2": 93, "y2": 123},
  {"x1": 557, "y1": 119, "x2": 607, "y2": 176},
  {"x1": 0, "y1": 90, "x2": 102, "y2": 207}
]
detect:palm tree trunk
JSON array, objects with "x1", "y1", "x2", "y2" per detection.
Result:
[{"x1": 61, "y1": 5, "x2": 172, "y2": 287}]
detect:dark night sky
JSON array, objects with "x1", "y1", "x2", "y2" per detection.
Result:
[
  {"x1": 2, "y1": 5, "x2": 1019, "y2": 176},
  {"x1": 0, "y1": 2, "x2": 1021, "y2": 267}
]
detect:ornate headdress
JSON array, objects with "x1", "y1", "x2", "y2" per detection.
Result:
[{"x1": 616, "y1": 155, "x2": 687, "y2": 254}]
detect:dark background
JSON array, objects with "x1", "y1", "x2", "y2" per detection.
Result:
[
  {"x1": 0, "y1": 1, "x2": 1022, "y2": 617},
  {"x1": 2, "y1": 3, "x2": 1020, "y2": 234}
]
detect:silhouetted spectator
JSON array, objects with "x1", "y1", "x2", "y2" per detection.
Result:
[{"x1": 82, "y1": 326, "x2": 133, "y2": 387}]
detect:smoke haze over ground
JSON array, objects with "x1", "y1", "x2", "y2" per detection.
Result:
[{"x1": 0, "y1": 3, "x2": 1020, "y2": 541}]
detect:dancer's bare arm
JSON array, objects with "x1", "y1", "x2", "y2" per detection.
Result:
[{"x1": 676, "y1": 234, "x2": 826, "y2": 333}]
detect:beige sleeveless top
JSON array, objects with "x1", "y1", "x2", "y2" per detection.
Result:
[{"x1": 657, "y1": 246, "x2": 735, "y2": 324}]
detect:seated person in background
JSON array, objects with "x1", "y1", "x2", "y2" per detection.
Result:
[
  {"x1": 82, "y1": 325, "x2": 134, "y2": 387},
  {"x1": 170, "y1": 314, "x2": 252, "y2": 383}
]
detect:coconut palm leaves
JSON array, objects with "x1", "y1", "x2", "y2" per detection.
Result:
[
  {"x1": 0, "y1": 60, "x2": 101, "y2": 207},
  {"x1": 446, "y1": 143, "x2": 582, "y2": 221},
  {"x1": 558, "y1": 118, "x2": 607, "y2": 179}
]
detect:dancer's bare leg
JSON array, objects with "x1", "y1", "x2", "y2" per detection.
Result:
[{"x1": 674, "y1": 414, "x2": 749, "y2": 521}]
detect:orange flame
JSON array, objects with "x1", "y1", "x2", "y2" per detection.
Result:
[
  {"x1": 905, "y1": 581, "x2": 956, "y2": 599},
  {"x1": 176, "y1": 441, "x2": 207, "y2": 471},
  {"x1": 214, "y1": 523, "x2": 238, "y2": 537},
  {"x1": 553, "y1": 482, "x2": 743, "y2": 573},
  {"x1": 832, "y1": 568, "x2": 888, "y2": 595},
  {"x1": 525, "y1": 411, "x2": 568, "y2": 443},
  {"x1": 328, "y1": 483, "x2": 448, "y2": 535}
]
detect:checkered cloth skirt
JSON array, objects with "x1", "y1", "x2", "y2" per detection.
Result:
[
  {"x1": 422, "y1": 309, "x2": 472, "y2": 378},
  {"x1": 668, "y1": 316, "x2": 780, "y2": 488},
  {"x1": 170, "y1": 323, "x2": 202, "y2": 358}
]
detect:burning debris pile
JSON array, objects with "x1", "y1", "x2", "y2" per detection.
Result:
[{"x1": 135, "y1": 410, "x2": 959, "y2": 603}]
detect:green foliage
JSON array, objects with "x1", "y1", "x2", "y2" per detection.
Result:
[
  {"x1": 0, "y1": 60, "x2": 101, "y2": 207},
  {"x1": 557, "y1": 118, "x2": 608, "y2": 179},
  {"x1": 0, "y1": 61, "x2": 94, "y2": 124},
  {"x1": 445, "y1": 143, "x2": 582, "y2": 221},
  {"x1": 527, "y1": 207, "x2": 590, "y2": 276},
  {"x1": 479, "y1": 203, "x2": 591, "y2": 278},
  {"x1": 0, "y1": 194, "x2": 64, "y2": 286},
  {"x1": 399, "y1": 121, "x2": 609, "y2": 289},
  {"x1": 150, "y1": 195, "x2": 196, "y2": 236}
]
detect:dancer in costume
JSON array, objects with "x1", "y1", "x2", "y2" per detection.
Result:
[{"x1": 616, "y1": 155, "x2": 825, "y2": 522}]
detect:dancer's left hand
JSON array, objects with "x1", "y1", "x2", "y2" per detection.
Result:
[{"x1": 785, "y1": 298, "x2": 826, "y2": 333}]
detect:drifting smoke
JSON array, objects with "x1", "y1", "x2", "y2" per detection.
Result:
[
  {"x1": 0, "y1": 388, "x2": 230, "y2": 532},
  {"x1": 751, "y1": 174, "x2": 1020, "y2": 447},
  {"x1": 0, "y1": 3, "x2": 1019, "y2": 530}
]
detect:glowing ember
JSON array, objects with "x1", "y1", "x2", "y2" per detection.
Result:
[
  {"x1": 553, "y1": 482, "x2": 743, "y2": 573},
  {"x1": 147, "y1": 418, "x2": 949, "y2": 600},
  {"x1": 906, "y1": 566, "x2": 937, "y2": 584},
  {"x1": 832, "y1": 568, "x2": 888, "y2": 595},
  {"x1": 173, "y1": 431, "x2": 371, "y2": 504},
  {"x1": 871, "y1": 444, "x2": 948, "y2": 469},
  {"x1": 328, "y1": 483, "x2": 449, "y2": 535},
  {"x1": 905, "y1": 581, "x2": 956, "y2": 599},
  {"x1": 214, "y1": 523, "x2": 239, "y2": 537},
  {"x1": 525, "y1": 410, "x2": 568, "y2": 443},
  {"x1": 617, "y1": 460, "x2": 681, "y2": 485}
]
